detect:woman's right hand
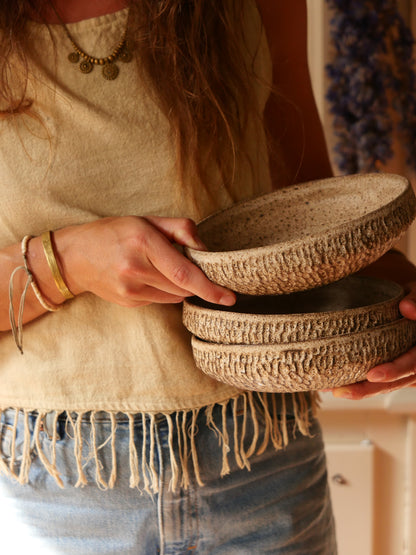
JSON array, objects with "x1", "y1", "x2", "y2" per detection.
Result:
[{"x1": 42, "y1": 215, "x2": 236, "y2": 308}]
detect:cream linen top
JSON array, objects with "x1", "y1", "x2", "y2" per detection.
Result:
[{"x1": 0, "y1": 3, "x2": 273, "y2": 414}]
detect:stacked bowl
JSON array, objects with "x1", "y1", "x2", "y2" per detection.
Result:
[{"x1": 183, "y1": 173, "x2": 416, "y2": 392}]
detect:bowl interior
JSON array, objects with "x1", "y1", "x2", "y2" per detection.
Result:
[
  {"x1": 197, "y1": 174, "x2": 408, "y2": 252},
  {"x1": 186, "y1": 276, "x2": 403, "y2": 316}
]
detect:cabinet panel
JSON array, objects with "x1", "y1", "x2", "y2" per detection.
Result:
[{"x1": 325, "y1": 443, "x2": 375, "y2": 555}]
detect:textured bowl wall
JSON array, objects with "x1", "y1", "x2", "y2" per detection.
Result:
[
  {"x1": 191, "y1": 319, "x2": 416, "y2": 392},
  {"x1": 186, "y1": 174, "x2": 416, "y2": 295},
  {"x1": 183, "y1": 276, "x2": 403, "y2": 344}
]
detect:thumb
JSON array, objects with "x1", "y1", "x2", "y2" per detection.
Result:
[{"x1": 399, "y1": 281, "x2": 416, "y2": 320}]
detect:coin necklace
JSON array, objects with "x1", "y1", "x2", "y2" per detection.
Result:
[{"x1": 51, "y1": 5, "x2": 133, "y2": 80}]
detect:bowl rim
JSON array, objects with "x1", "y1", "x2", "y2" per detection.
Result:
[
  {"x1": 185, "y1": 173, "x2": 413, "y2": 261},
  {"x1": 190, "y1": 316, "x2": 412, "y2": 353},
  {"x1": 183, "y1": 276, "x2": 404, "y2": 321}
]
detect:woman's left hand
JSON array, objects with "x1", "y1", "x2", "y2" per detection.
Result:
[{"x1": 331, "y1": 280, "x2": 416, "y2": 399}]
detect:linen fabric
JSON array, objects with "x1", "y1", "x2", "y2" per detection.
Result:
[{"x1": 0, "y1": 3, "x2": 272, "y2": 414}]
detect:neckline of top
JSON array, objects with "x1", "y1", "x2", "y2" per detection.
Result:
[{"x1": 27, "y1": 7, "x2": 129, "y2": 34}]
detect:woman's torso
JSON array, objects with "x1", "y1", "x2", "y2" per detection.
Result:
[{"x1": 0, "y1": 1, "x2": 273, "y2": 413}]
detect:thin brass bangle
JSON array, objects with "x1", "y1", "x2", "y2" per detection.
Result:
[
  {"x1": 41, "y1": 231, "x2": 75, "y2": 301},
  {"x1": 22, "y1": 235, "x2": 60, "y2": 312}
]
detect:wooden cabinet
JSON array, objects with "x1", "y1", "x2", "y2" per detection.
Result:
[
  {"x1": 320, "y1": 392, "x2": 416, "y2": 555},
  {"x1": 325, "y1": 442, "x2": 375, "y2": 555}
]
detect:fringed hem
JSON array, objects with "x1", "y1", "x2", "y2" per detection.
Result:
[{"x1": 0, "y1": 391, "x2": 320, "y2": 493}]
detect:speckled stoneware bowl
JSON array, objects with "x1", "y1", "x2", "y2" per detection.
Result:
[
  {"x1": 183, "y1": 276, "x2": 404, "y2": 345},
  {"x1": 191, "y1": 319, "x2": 416, "y2": 392},
  {"x1": 185, "y1": 173, "x2": 416, "y2": 295}
]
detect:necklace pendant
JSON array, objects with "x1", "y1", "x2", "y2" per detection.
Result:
[
  {"x1": 119, "y1": 48, "x2": 133, "y2": 64},
  {"x1": 68, "y1": 52, "x2": 80, "y2": 64},
  {"x1": 63, "y1": 21, "x2": 131, "y2": 80},
  {"x1": 79, "y1": 60, "x2": 93, "y2": 74},
  {"x1": 102, "y1": 63, "x2": 119, "y2": 80}
]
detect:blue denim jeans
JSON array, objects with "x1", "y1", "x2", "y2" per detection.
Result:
[{"x1": 0, "y1": 398, "x2": 337, "y2": 554}]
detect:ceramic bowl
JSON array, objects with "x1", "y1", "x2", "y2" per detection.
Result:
[
  {"x1": 183, "y1": 276, "x2": 404, "y2": 344},
  {"x1": 185, "y1": 173, "x2": 416, "y2": 295},
  {"x1": 191, "y1": 318, "x2": 416, "y2": 392}
]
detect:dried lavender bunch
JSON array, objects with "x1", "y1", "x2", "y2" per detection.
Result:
[{"x1": 326, "y1": 0, "x2": 416, "y2": 173}]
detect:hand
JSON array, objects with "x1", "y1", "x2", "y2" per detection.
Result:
[
  {"x1": 52, "y1": 216, "x2": 236, "y2": 308},
  {"x1": 330, "y1": 281, "x2": 416, "y2": 400}
]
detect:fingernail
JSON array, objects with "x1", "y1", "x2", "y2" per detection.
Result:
[
  {"x1": 332, "y1": 388, "x2": 353, "y2": 399},
  {"x1": 219, "y1": 293, "x2": 236, "y2": 306},
  {"x1": 367, "y1": 369, "x2": 386, "y2": 382},
  {"x1": 188, "y1": 237, "x2": 207, "y2": 250}
]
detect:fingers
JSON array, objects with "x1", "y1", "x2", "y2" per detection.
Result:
[
  {"x1": 144, "y1": 216, "x2": 207, "y2": 250},
  {"x1": 122, "y1": 285, "x2": 185, "y2": 306},
  {"x1": 151, "y1": 244, "x2": 235, "y2": 305},
  {"x1": 58, "y1": 216, "x2": 235, "y2": 308},
  {"x1": 400, "y1": 290, "x2": 416, "y2": 321},
  {"x1": 139, "y1": 223, "x2": 236, "y2": 306},
  {"x1": 330, "y1": 282, "x2": 416, "y2": 400},
  {"x1": 366, "y1": 345, "x2": 416, "y2": 383},
  {"x1": 125, "y1": 257, "x2": 194, "y2": 299},
  {"x1": 331, "y1": 373, "x2": 416, "y2": 400},
  {"x1": 328, "y1": 344, "x2": 416, "y2": 400},
  {"x1": 323, "y1": 283, "x2": 416, "y2": 401}
]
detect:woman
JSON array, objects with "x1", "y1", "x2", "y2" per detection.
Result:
[{"x1": 0, "y1": 1, "x2": 415, "y2": 553}]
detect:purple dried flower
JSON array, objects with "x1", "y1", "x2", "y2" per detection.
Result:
[{"x1": 325, "y1": 0, "x2": 416, "y2": 173}]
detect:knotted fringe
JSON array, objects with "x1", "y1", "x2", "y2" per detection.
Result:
[
  {"x1": 128, "y1": 413, "x2": 140, "y2": 489},
  {"x1": 72, "y1": 412, "x2": 87, "y2": 488},
  {"x1": 0, "y1": 391, "x2": 319, "y2": 492},
  {"x1": 166, "y1": 414, "x2": 179, "y2": 492},
  {"x1": 33, "y1": 412, "x2": 64, "y2": 489}
]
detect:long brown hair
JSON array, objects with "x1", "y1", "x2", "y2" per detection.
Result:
[{"x1": 0, "y1": 1, "x2": 264, "y2": 206}]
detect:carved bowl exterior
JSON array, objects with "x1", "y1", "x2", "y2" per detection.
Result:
[
  {"x1": 183, "y1": 276, "x2": 404, "y2": 345},
  {"x1": 185, "y1": 174, "x2": 416, "y2": 295},
  {"x1": 191, "y1": 319, "x2": 416, "y2": 392}
]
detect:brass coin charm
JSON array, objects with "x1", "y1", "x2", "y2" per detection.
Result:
[
  {"x1": 119, "y1": 49, "x2": 133, "y2": 64},
  {"x1": 79, "y1": 60, "x2": 93, "y2": 74},
  {"x1": 62, "y1": 18, "x2": 131, "y2": 79},
  {"x1": 68, "y1": 52, "x2": 80, "y2": 64},
  {"x1": 52, "y1": 0, "x2": 131, "y2": 80},
  {"x1": 102, "y1": 63, "x2": 119, "y2": 80}
]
